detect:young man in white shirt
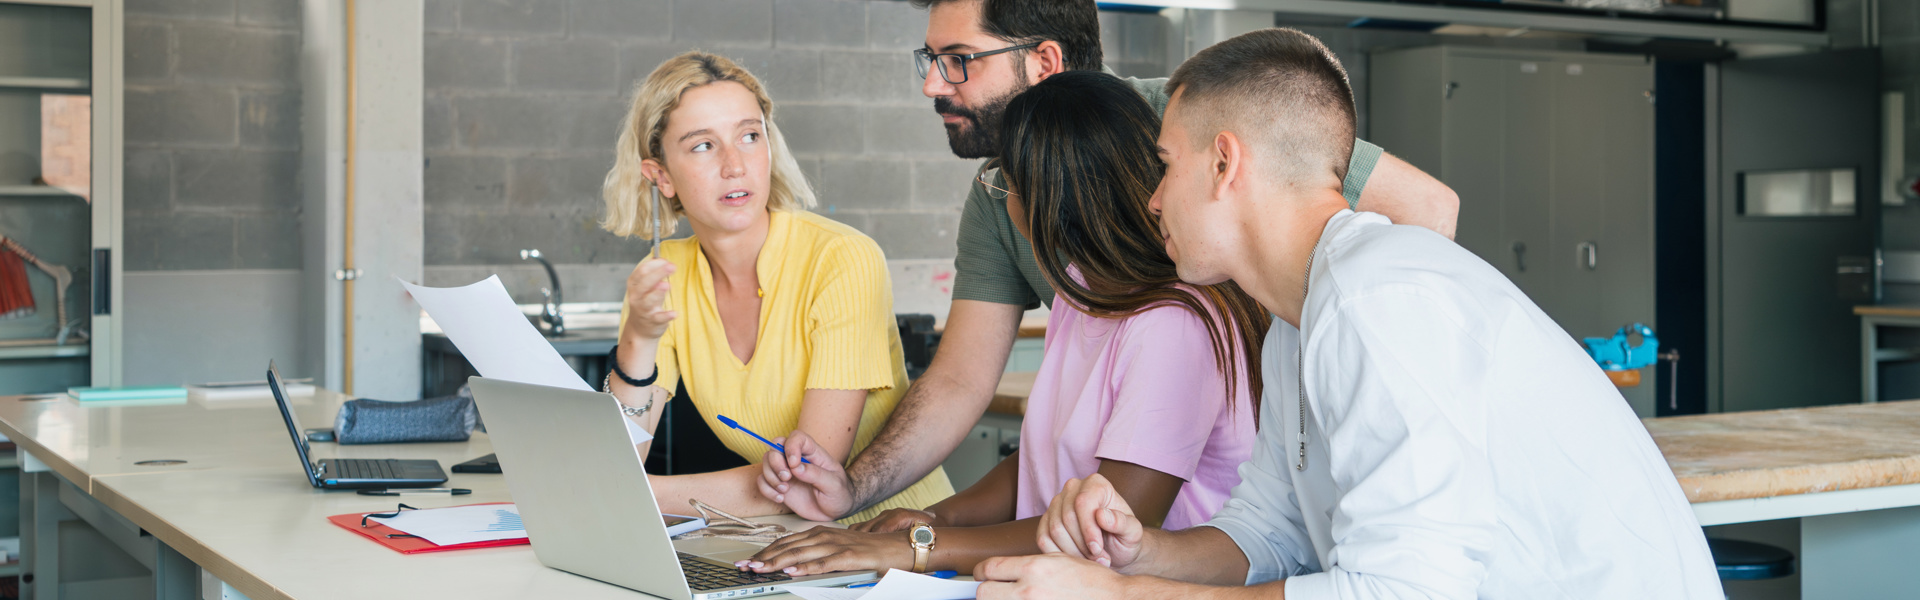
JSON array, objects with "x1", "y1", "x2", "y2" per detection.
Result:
[{"x1": 975, "y1": 28, "x2": 1722, "y2": 600}]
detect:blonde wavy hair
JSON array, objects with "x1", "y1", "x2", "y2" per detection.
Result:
[{"x1": 601, "y1": 51, "x2": 816, "y2": 237}]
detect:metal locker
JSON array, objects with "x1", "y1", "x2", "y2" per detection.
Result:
[{"x1": 1372, "y1": 46, "x2": 1657, "y2": 416}]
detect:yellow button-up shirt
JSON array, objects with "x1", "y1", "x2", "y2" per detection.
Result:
[{"x1": 635, "y1": 209, "x2": 952, "y2": 523}]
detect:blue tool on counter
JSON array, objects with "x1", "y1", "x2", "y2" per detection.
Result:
[
  {"x1": 1583, "y1": 323, "x2": 1659, "y2": 371},
  {"x1": 717, "y1": 415, "x2": 812, "y2": 464}
]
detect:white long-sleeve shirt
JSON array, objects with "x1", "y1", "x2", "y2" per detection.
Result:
[{"x1": 1201, "y1": 210, "x2": 1721, "y2": 599}]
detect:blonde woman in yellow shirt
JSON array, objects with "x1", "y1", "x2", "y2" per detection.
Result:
[{"x1": 601, "y1": 51, "x2": 952, "y2": 522}]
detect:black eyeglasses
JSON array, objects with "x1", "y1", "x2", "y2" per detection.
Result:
[
  {"x1": 914, "y1": 42, "x2": 1042, "y2": 85},
  {"x1": 362, "y1": 503, "x2": 419, "y2": 528}
]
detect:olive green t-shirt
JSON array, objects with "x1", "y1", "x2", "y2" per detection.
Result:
[{"x1": 951, "y1": 75, "x2": 1383, "y2": 309}]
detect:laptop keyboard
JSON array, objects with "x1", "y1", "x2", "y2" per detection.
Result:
[
  {"x1": 331, "y1": 458, "x2": 401, "y2": 479},
  {"x1": 678, "y1": 552, "x2": 791, "y2": 591}
]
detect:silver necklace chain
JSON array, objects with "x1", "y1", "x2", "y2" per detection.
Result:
[{"x1": 1296, "y1": 244, "x2": 1316, "y2": 472}]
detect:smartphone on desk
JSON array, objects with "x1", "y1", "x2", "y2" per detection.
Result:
[{"x1": 452, "y1": 453, "x2": 502, "y2": 473}]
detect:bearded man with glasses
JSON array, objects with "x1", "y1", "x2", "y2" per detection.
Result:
[{"x1": 751, "y1": 0, "x2": 1465, "y2": 538}]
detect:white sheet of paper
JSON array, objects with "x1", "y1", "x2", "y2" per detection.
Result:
[
  {"x1": 400, "y1": 276, "x2": 651, "y2": 444},
  {"x1": 785, "y1": 570, "x2": 978, "y2": 600},
  {"x1": 369, "y1": 503, "x2": 527, "y2": 546},
  {"x1": 785, "y1": 587, "x2": 865, "y2": 600}
]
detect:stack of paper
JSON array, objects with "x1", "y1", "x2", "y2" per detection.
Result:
[
  {"x1": 68, "y1": 386, "x2": 187, "y2": 402},
  {"x1": 188, "y1": 381, "x2": 315, "y2": 403},
  {"x1": 400, "y1": 276, "x2": 651, "y2": 444},
  {"x1": 367, "y1": 503, "x2": 527, "y2": 547},
  {"x1": 67, "y1": 386, "x2": 188, "y2": 406}
]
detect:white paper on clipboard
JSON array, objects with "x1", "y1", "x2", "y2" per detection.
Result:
[{"x1": 400, "y1": 276, "x2": 652, "y2": 444}]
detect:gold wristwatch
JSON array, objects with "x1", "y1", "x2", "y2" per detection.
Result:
[{"x1": 909, "y1": 522, "x2": 936, "y2": 572}]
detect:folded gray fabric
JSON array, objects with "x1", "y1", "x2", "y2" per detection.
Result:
[{"x1": 334, "y1": 385, "x2": 477, "y2": 444}]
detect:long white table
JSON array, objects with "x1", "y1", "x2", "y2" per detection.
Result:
[
  {"x1": 1647, "y1": 401, "x2": 1920, "y2": 599},
  {"x1": 0, "y1": 390, "x2": 829, "y2": 600},
  {"x1": 19, "y1": 386, "x2": 1920, "y2": 600},
  {"x1": 0, "y1": 390, "x2": 485, "y2": 491}
]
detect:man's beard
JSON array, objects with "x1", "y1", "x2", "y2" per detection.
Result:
[{"x1": 934, "y1": 81, "x2": 1028, "y2": 159}]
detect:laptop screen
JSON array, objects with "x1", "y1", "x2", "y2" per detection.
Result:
[{"x1": 266, "y1": 361, "x2": 320, "y2": 487}]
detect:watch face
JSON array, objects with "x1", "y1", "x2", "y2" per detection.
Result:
[{"x1": 912, "y1": 528, "x2": 935, "y2": 545}]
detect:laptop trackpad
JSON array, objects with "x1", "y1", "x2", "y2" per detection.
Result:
[{"x1": 674, "y1": 536, "x2": 764, "y2": 562}]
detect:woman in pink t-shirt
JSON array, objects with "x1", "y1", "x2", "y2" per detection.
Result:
[{"x1": 746, "y1": 71, "x2": 1266, "y2": 576}]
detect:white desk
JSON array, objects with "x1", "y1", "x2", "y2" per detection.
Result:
[
  {"x1": 90, "y1": 467, "x2": 835, "y2": 600},
  {"x1": 1858, "y1": 304, "x2": 1920, "y2": 403},
  {"x1": 0, "y1": 391, "x2": 833, "y2": 600},
  {"x1": 0, "y1": 391, "x2": 489, "y2": 492},
  {"x1": 1648, "y1": 401, "x2": 1920, "y2": 599},
  {"x1": 41, "y1": 385, "x2": 1920, "y2": 599}
]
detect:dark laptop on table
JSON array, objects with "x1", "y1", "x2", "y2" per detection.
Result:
[{"x1": 268, "y1": 361, "x2": 447, "y2": 489}]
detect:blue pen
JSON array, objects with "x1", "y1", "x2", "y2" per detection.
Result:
[
  {"x1": 717, "y1": 415, "x2": 811, "y2": 464},
  {"x1": 849, "y1": 570, "x2": 956, "y2": 588}
]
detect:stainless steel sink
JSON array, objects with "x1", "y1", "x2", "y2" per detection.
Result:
[{"x1": 537, "y1": 326, "x2": 620, "y2": 341}]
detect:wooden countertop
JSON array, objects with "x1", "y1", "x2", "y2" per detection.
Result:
[
  {"x1": 935, "y1": 315, "x2": 1048, "y2": 339},
  {"x1": 990, "y1": 371, "x2": 1036, "y2": 416},
  {"x1": 1646, "y1": 400, "x2": 1920, "y2": 503},
  {"x1": 1855, "y1": 304, "x2": 1920, "y2": 318},
  {"x1": 994, "y1": 377, "x2": 1920, "y2": 505},
  {"x1": 995, "y1": 374, "x2": 1920, "y2": 506}
]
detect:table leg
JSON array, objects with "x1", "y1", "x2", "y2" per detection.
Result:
[
  {"x1": 18, "y1": 450, "x2": 203, "y2": 600},
  {"x1": 1801, "y1": 504, "x2": 1920, "y2": 599},
  {"x1": 198, "y1": 569, "x2": 255, "y2": 600},
  {"x1": 19, "y1": 455, "x2": 73, "y2": 600},
  {"x1": 154, "y1": 542, "x2": 199, "y2": 600},
  {"x1": 1863, "y1": 318, "x2": 1879, "y2": 403}
]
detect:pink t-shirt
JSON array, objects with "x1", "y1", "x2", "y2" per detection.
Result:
[{"x1": 1015, "y1": 275, "x2": 1257, "y2": 530}]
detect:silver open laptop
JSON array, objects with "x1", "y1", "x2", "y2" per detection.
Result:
[{"x1": 468, "y1": 377, "x2": 876, "y2": 600}]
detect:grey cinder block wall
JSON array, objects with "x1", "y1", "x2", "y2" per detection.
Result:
[
  {"x1": 421, "y1": 0, "x2": 1169, "y2": 315},
  {"x1": 123, "y1": 0, "x2": 304, "y2": 271},
  {"x1": 117, "y1": 0, "x2": 1167, "y2": 310},
  {"x1": 119, "y1": 0, "x2": 309, "y2": 386}
]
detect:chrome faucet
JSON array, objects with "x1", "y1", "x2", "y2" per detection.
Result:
[{"x1": 520, "y1": 249, "x2": 565, "y2": 337}]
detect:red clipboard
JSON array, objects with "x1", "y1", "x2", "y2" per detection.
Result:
[{"x1": 327, "y1": 502, "x2": 531, "y2": 554}]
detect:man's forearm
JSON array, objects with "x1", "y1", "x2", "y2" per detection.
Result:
[
  {"x1": 1132, "y1": 526, "x2": 1253, "y2": 586},
  {"x1": 1355, "y1": 151, "x2": 1459, "y2": 240},
  {"x1": 841, "y1": 299, "x2": 1022, "y2": 517},
  {"x1": 844, "y1": 368, "x2": 996, "y2": 514}
]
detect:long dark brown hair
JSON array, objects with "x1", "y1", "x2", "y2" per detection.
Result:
[{"x1": 997, "y1": 70, "x2": 1270, "y2": 414}]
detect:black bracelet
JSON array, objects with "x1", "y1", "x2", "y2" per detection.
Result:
[{"x1": 609, "y1": 346, "x2": 659, "y2": 388}]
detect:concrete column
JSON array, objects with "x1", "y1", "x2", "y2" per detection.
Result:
[
  {"x1": 300, "y1": 0, "x2": 346, "y2": 391},
  {"x1": 299, "y1": 0, "x2": 424, "y2": 398},
  {"x1": 347, "y1": 0, "x2": 425, "y2": 399}
]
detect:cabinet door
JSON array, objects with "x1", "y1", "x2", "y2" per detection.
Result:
[
  {"x1": 0, "y1": 3, "x2": 100, "y2": 394},
  {"x1": 1443, "y1": 56, "x2": 1555, "y2": 313},
  {"x1": 1552, "y1": 59, "x2": 1656, "y2": 415},
  {"x1": 1502, "y1": 58, "x2": 1558, "y2": 317},
  {"x1": 1550, "y1": 59, "x2": 1655, "y2": 341},
  {"x1": 1440, "y1": 56, "x2": 1509, "y2": 267},
  {"x1": 1717, "y1": 50, "x2": 1879, "y2": 413}
]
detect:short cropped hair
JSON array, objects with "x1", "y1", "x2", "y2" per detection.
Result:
[
  {"x1": 910, "y1": 0, "x2": 1102, "y2": 71},
  {"x1": 1165, "y1": 28, "x2": 1355, "y2": 192},
  {"x1": 601, "y1": 51, "x2": 815, "y2": 238}
]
